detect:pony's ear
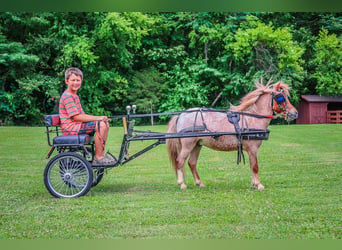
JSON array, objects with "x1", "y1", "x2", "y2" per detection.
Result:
[{"x1": 273, "y1": 82, "x2": 281, "y2": 91}]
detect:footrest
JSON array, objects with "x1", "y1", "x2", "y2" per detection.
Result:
[{"x1": 53, "y1": 134, "x2": 93, "y2": 146}]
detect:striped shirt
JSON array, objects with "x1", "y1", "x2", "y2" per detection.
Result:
[{"x1": 59, "y1": 91, "x2": 85, "y2": 135}]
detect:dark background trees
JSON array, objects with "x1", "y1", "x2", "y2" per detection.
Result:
[{"x1": 0, "y1": 12, "x2": 341, "y2": 125}]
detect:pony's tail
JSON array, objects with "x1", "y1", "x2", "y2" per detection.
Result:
[{"x1": 166, "y1": 115, "x2": 180, "y2": 173}]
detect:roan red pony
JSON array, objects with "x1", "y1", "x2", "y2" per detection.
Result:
[{"x1": 166, "y1": 79, "x2": 298, "y2": 190}]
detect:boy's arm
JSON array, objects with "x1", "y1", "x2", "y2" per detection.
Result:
[{"x1": 72, "y1": 114, "x2": 110, "y2": 122}]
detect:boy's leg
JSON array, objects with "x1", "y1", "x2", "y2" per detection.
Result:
[
  {"x1": 94, "y1": 120, "x2": 109, "y2": 160},
  {"x1": 78, "y1": 121, "x2": 110, "y2": 160}
]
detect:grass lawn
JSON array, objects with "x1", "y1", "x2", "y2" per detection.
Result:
[{"x1": 0, "y1": 124, "x2": 341, "y2": 239}]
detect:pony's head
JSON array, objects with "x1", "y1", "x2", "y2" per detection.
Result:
[
  {"x1": 231, "y1": 78, "x2": 298, "y2": 121},
  {"x1": 269, "y1": 81, "x2": 298, "y2": 121}
]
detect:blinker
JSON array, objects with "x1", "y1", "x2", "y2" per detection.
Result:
[{"x1": 274, "y1": 93, "x2": 286, "y2": 104}]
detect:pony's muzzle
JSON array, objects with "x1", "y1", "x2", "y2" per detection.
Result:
[{"x1": 287, "y1": 110, "x2": 298, "y2": 121}]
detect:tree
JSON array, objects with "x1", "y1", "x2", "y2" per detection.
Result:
[
  {"x1": 222, "y1": 15, "x2": 305, "y2": 105},
  {"x1": 125, "y1": 67, "x2": 167, "y2": 124},
  {"x1": 0, "y1": 28, "x2": 40, "y2": 123},
  {"x1": 160, "y1": 61, "x2": 210, "y2": 112},
  {"x1": 0, "y1": 12, "x2": 341, "y2": 125},
  {"x1": 313, "y1": 29, "x2": 342, "y2": 96}
]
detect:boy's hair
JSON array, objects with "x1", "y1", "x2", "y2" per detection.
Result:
[{"x1": 65, "y1": 67, "x2": 83, "y2": 80}]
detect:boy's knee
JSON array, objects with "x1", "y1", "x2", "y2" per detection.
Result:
[{"x1": 99, "y1": 120, "x2": 109, "y2": 131}]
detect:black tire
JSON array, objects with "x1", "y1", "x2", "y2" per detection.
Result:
[
  {"x1": 44, "y1": 152, "x2": 93, "y2": 198},
  {"x1": 92, "y1": 168, "x2": 105, "y2": 187}
]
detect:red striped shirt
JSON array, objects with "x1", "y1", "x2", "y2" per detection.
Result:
[{"x1": 59, "y1": 91, "x2": 85, "y2": 135}]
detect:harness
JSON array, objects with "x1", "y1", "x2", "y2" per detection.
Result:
[
  {"x1": 228, "y1": 91, "x2": 288, "y2": 164},
  {"x1": 227, "y1": 111, "x2": 272, "y2": 164},
  {"x1": 178, "y1": 108, "x2": 209, "y2": 133},
  {"x1": 227, "y1": 111, "x2": 245, "y2": 164},
  {"x1": 176, "y1": 90, "x2": 288, "y2": 165},
  {"x1": 176, "y1": 108, "x2": 272, "y2": 165}
]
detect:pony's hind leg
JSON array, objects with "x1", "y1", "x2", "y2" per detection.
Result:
[
  {"x1": 188, "y1": 145, "x2": 205, "y2": 188},
  {"x1": 175, "y1": 139, "x2": 200, "y2": 190},
  {"x1": 176, "y1": 148, "x2": 191, "y2": 190}
]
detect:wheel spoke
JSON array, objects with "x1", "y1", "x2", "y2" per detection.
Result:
[{"x1": 44, "y1": 153, "x2": 92, "y2": 198}]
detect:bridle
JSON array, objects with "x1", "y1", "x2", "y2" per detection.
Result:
[{"x1": 271, "y1": 90, "x2": 289, "y2": 119}]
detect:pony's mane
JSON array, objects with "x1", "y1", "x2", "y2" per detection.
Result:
[{"x1": 230, "y1": 79, "x2": 290, "y2": 112}]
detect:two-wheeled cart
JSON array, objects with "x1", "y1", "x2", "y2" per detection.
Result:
[{"x1": 43, "y1": 105, "x2": 270, "y2": 198}]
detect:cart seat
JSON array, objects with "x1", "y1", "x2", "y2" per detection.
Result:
[
  {"x1": 53, "y1": 134, "x2": 92, "y2": 146},
  {"x1": 45, "y1": 114, "x2": 94, "y2": 146}
]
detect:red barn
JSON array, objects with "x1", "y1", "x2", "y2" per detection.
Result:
[{"x1": 297, "y1": 95, "x2": 342, "y2": 124}]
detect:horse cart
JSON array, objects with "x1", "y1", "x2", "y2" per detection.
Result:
[{"x1": 43, "y1": 81, "x2": 298, "y2": 198}]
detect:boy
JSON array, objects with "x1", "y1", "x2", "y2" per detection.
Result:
[{"x1": 59, "y1": 67, "x2": 115, "y2": 166}]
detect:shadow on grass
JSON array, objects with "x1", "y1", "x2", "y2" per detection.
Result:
[
  {"x1": 88, "y1": 177, "x2": 258, "y2": 197},
  {"x1": 89, "y1": 181, "x2": 178, "y2": 195}
]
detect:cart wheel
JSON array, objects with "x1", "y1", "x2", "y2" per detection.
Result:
[
  {"x1": 44, "y1": 152, "x2": 93, "y2": 198},
  {"x1": 92, "y1": 168, "x2": 105, "y2": 187}
]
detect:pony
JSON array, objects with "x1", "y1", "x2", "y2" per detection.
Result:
[{"x1": 166, "y1": 79, "x2": 298, "y2": 190}]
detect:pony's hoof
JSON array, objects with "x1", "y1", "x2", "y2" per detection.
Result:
[
  {"x1": 195, "y1": 182, "x2": 206, "y2": 188},
  {"x1": 252, "y1": 183, "x2": 264, "y2": 190},
  {"x1": 257, "y1": 184, "x2": 264, "y2": 190},
  {"x1": 199, "y1": 183, "x2": 206, "y2": 188},
  {"x1": 180, "y1": 183, "x2": 187, "y2": 190}
]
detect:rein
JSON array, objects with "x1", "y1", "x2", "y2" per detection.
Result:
[
  {"x1": 235, "y1": 112, "x2": 274, "y2": 119},
  {"x1": 109, "y1": 108, "x2": 275, "y2": 121},
  {"x1": 178, "y1": 108, "x2": 275, "y2": 120}
]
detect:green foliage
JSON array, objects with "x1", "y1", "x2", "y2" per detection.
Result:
[
  {"x1": 78, "y1": 69, "x2": 129, "y2": 116},
  {"x1": 223, "y1": 16, "x2": 305, "y2": 104},
  {"x1": 97, "y1": 12, "x2": 154, "y2": 69},
  {"x1": 0, "y1": 27, "x2": 40, "y2": 123},
  {"x1": 0, "y1": 12, "x2": 341, "y2": 125},
  {"x1": 62, "y1": 35, "x2": 98, "y2": 66},
  {"x1": 312, "y1": 29, "x2": 342, "y2": 96},
  {"x1": 127, "y1": 67, "x2": 166, "y2": 113},
  {"x1": 0, "y1": 32, "x2": 39, "y2": 83},
  {"x1": 0, "y1": 91, "x2": 15, "y2": 119},
  {"x1": 160, "y1": 62, "x2": 210, "y2": 112},
  {"x1": 15, "y1": 74, "x2": 59, "y2": 123},
  {"x1": 141, "y1": 45, "x2": 188, "y2": 71}
]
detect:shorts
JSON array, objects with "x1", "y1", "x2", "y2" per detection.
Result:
[
  {"x1": 79, "y1": 121, "x2": 98, "y2": 135},
  {"x1": 62, "y1": 121, "x2": 99, "y2": 136}
]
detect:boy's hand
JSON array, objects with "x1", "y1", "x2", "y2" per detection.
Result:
[{"x1": 99, "y1": 116, "x2": 111, "y2": 122}]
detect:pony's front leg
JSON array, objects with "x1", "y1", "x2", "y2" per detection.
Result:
[{"x1": 247, "y1": 149, "x2": 264, "y2": 190}]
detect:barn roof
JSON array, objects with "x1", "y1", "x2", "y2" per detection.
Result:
[{"x1": 301, "y1": 95, "x2": 342, "y2": 103}]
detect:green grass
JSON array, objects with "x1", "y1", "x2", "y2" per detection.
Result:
[{"x1": 0, "y1": 124, "x2": 341, "y2": 239}]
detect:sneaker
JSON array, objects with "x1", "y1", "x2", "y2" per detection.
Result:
[{"x1": 92, "y1": 155, "x2": 116, "y2": 166}]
